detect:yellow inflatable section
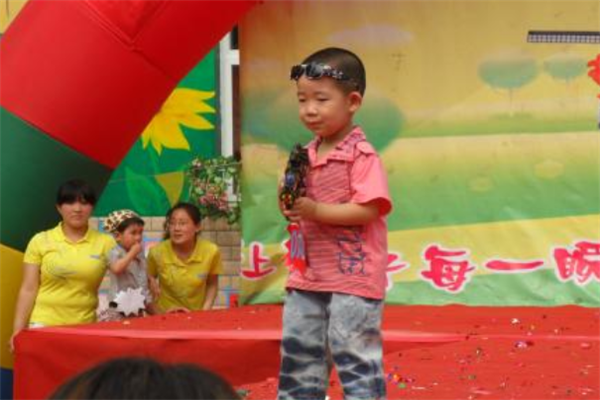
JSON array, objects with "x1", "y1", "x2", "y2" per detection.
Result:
[{"x1": 0, "y1": 245, "x2": 24, "y2": 370}]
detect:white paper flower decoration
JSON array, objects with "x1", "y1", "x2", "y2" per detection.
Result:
[{"x1": 114, "y1": 287, "x2": 146, "y2": 316}]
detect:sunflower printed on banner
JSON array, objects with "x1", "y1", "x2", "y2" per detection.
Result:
[
  {"x1": 94, "y1": 69, "x2": 222, "y2": 216},
  {"x1": 0, "y1": 1, "x2": 257, "y2": 397}
]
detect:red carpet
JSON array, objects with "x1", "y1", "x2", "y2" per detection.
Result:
[
  {"x1": 241, "y1": 305, "x2": 600, "y2": 400},
  {"x1": 14, "y1": 305, "x2": 599, "y2": 399}
]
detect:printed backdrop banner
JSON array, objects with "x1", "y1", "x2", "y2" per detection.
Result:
[{"x1": 239, "y1": 1, "x2": 600, "y2": 306}]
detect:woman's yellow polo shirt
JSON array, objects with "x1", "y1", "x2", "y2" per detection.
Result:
[
  {"x1": 147, "y1": 238, "x2": 223, "y2": 312},
  {"x1": 23, "y1": 223, "x2": 116, "y2": 326}
]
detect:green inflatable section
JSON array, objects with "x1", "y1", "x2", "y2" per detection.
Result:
[{"x1": 0, "y1": 107, "x2": 113, "y2": 251}]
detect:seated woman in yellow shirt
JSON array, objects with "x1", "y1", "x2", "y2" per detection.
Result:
[
  {"x1": 148, "y1": 202, "x2": 223, "y2": 313},
  {"x1": 9, "y1": 179, "x2": 115, "y2": 352}
]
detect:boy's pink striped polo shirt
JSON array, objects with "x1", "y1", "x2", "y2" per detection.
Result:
[{"x1": 286, "y1": 127, "x2": 392, "y2": 300}]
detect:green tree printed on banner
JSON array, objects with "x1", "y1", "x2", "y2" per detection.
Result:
[
  {"x1": 479, "y1": 50, "x2": 538, "y2": 115},
  {"x1": 544, "y1": 53, "x2": 587, "y2": 84}
]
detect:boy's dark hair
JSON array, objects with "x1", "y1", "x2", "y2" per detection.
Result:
[
  {"x1": 302, "y1": 47, "x2": 366, "y2": 96},
  {"x1": 163, "y1": 202, "x2": 202, "y2": 239},
  {"x1": 115, "y1": 217, "x2": 145, "y2": 234},
  {"x1": 48, "y1": 357, "x2": 241, "y2": 400},
  {"x1": 56, "y1": 179, "x2": 97, "y2": 206}
]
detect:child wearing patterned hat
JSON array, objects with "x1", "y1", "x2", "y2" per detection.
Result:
[{"x1": 100, "y1": 209, "x2": 156, "y2": 321}]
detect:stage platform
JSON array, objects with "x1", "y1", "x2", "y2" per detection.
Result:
[{"x1": 13, "y1": 304, "x2": 599, "y2": 399}]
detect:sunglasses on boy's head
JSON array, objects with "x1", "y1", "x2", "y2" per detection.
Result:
[{"x1": 290, "y1": 62, "x2": 354, "y2": 84}]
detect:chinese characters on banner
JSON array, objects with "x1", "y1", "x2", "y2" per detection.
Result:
[
  {"x1": 588, "y1": 53, "x2": 600, "y2": 128},
  {"x1": 241, "y1": 241, "x2": 275, "y2": 280},
  {"x1": 588, "y1": 54, "x2": 600, "y2": 94},
  {"x1": 242, "y1": 240, "x2": 600, "y2": 293}
]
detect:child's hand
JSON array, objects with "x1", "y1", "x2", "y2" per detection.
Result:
[
  {"x1": 129, "y1": 242, "x2": 143, "y2": 256},
  {"x1": 284, "y1": 197, "x2": 318, "y2": 222}
]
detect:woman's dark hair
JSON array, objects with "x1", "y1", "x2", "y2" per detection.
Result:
[
  {"x1": 56, "y1": 179, "x2": 97, "y2": 206},
  {"x1": 115, "y1": 217, "x2": 145, "y2": 234},
  {"x1": 302, "y1": 47, "x2": 367, "y2": 96},
  {"x1": 163, "y1": 202, "x2": 202, "y2": 239},
  {"x1": 48, "y1": 357, "x2": 241, "y2": 399}
]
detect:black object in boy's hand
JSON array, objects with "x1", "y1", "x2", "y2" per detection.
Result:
[{"x1": 280, "y1": 143, "x2": 309, "y2": 210}]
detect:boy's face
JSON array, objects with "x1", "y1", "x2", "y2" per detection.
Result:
[
  {"x1": 116, "y1": 224, "x2": 144, "y2": 251},
  {"x1": 296, "y1": 76, "x2": 361, "y2": 141}
]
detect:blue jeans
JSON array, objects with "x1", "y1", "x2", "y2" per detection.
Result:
[{"x1": 278, "y1": 289, "x2": 386, "y2": 400}]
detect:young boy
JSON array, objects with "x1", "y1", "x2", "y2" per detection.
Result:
[
  {"x1": 278, "y1": 48, "x2": 392, "y2": 400},
  {"x1": 100, "y1": 209, "x2": 156, "y2": 321}
]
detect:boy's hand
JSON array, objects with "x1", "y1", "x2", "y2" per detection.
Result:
[{"x1": 284, "y1": 197, "x2": 318, "y2": 222}]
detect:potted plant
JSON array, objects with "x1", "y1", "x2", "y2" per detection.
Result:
[{"x1": 186, "y1": 155, "x2": 241, "y2": 224}]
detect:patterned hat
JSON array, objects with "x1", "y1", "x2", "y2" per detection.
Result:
[{"x1": 104, "y1": 209, "x2": 141, "y2": 233}]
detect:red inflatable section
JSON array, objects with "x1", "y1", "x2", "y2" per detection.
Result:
[{"x1": 0, "y1": 0, "x2": 258, "y2": 168}]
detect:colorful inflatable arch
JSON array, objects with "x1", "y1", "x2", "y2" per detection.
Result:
[{"x1": 0, "y1": 1, "x2": 257, "y2": 397}]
